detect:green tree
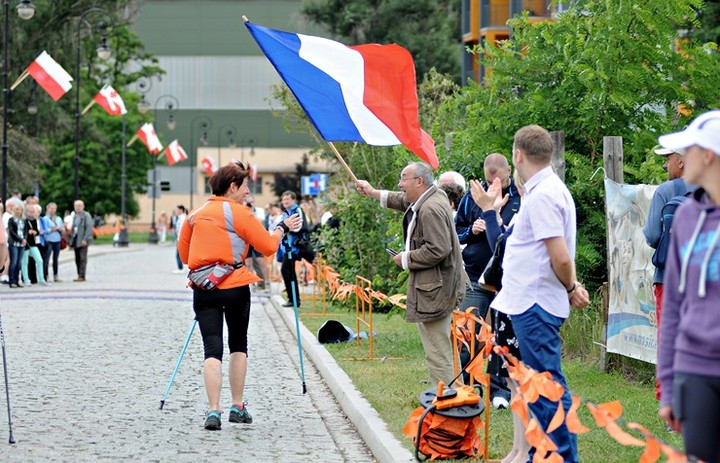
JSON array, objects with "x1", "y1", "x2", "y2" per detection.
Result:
[
  {"x1": 5, "y1": 0, "x2": 163, "y2": 215},
  {"x1": 301, "y1": 0, "x2": 461, "y2": 82},
  {"x1": 438, "y1": 0, "x2": 720, "y2": 286}
]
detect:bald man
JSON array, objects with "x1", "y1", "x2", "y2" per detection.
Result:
[
  {"x1": 70, "y1": 200, "x2": 94, "y2": 282},
  {"x1": 455, "y1": 153, "x2": 522, "y2": 406}
]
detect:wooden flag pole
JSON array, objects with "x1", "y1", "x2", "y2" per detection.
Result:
[
  {"x1": 327, "y1": 142, "x2": 358, "y2": 183},
  {"x1": 126, "y1": 133, "x2": 139, "y2": 147},
  {"x1": 81, "y1": 100, "x2": 96, "y2": 116},
  {"x1": 10, "y1": 70, "x2": 29, "y2": 91}
]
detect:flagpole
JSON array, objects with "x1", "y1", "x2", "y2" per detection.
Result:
[
  {"x1": 80, "y1": 100, "x2": 95, "y2": 116},
  {"x1": 327, "y1": 142, "x2": 358, "y2": 183},
  {"x1": 9, "y1": 70, "x2": 28, "y2": 91},
  {"x1": 126, "y1": 133, "x2": 138, "y2": 146},
  {"x1": 118, "y1": 113, "x2": 129, "y2": 247}
]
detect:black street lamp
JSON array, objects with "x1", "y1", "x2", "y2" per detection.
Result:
[
  {"x1": 189, "y1": 115, "x2": 212, "y2": 210},
  {"x1": 148, "y1": 94, "x2": 178, "y2": 244},
  {"x1": 2, "y1": 0, "x2": 36, "y2": 207},
  {"x1": 73, "y1": 7, "x2": 114, "y2": 201},
  {"x1": 217, "y1": 125, "x2": 237, "y2": 167}
]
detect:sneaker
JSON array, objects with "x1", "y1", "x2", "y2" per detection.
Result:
[
  {"x1": 9, "y1": 283, "x2": 17, "y2": 288},
  {"x1": 228, "y1": 404, "x2": 253, "y2": 424},
  {"x1": 73, "y1": 277, "x2": 85, "y2": 282},
  {"x1": 39, "y1": 281, "x2": 51, "y2": 286},
  {"x1": 492, "y1": 396, "x2": 509, "y2": 410},
  {"x1": 54, "y1": 277, "x2": 61, "y2": 283},
  {"x1": 204, "y1": 410, "x2": 222, "y2": 430}
]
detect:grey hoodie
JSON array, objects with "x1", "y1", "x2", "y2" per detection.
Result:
[{"x1": 657, "y1": 188, "x2": 720, "y2": 407}]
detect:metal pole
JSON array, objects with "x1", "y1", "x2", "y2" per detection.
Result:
[
  {"x1": 148, "y1": 153, "x2": 158, "y2": 243},
  {"x1": 159, "y1": 318, "x2": 197, "y2": 410},
  {"x1": 189, "y1": 122, "x2": 194, "y2": 210},
  {"x1": 2, "y1": 0, "x2": 9, "y2": 207},
  {"x1": 118, "y1": 113, "x2": 128, "y2": 246},
  {"x1": 73, "y1": 19, "x2": 81, "y2": 201}
]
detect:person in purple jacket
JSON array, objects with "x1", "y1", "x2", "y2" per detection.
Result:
[{"x1": 656, "y1": 109, "x2": 720, "y2": 463}]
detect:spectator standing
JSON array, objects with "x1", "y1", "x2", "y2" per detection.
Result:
[
  {"x1": 21, "y1": 204, "x2": 49, "y2": 286},
  {"x1": 456, "y1": 153, "x2": 521, "y2": 407},
  {"x1": 157, "y1": 211, "x2": 169, "y2": 243},
  {"x1": 643, "y1": 145, "x2": 692, "y2": 401},
  {"x1": 7, "y1": 203, "x2": 26, "y2": 288},
  {"x1": 356, "y1": 162, "x2": 468, "y2": 386},
  {"x1": 656, "y1": 110, "x2": 720, "y2": 463},
  {"x1": 491, "y1": 125, "x2": 589, "y2": 463},
  {"x1": 278, "y1": 191, "x2": 307, "y2": 307},
  {"x1": 42, "y1": 202, "x2": 64, "y2": 282},
  {"x1": 172, "y1": 205, "x2": 187, "y2": 273},
  {"x1": 437, "y1": 170, "x2": 467, "y2": 191},
  {"x1": 70, "y1": 200, "x2": 93, "y2": 282}
]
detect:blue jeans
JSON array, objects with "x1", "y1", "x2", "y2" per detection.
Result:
[
  {"x1": 512, "y1": 304, "x2": 577, "y2": 463},
  {"x1": 8, "y1": 246, "x2": 25, "y2": 285}
]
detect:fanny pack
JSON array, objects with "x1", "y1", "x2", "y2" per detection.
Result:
[{"x1": 188, "y1": 262, "x2": 244, "y2": 290}]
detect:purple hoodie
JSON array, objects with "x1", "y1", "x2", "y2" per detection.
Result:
[{"x1": 657, "y1": 188, "x2": 720, "y2": 407}]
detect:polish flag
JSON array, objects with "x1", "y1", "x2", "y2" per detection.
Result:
[
  {"x1": 245, "y1": 22, "x2": 437, "y2": 169},
  {"x1": 164, "y1": 140, "x2": 188, "y2": 166},
  {"x1": 250, "y1": 164, "x2": 258, "y2": 182},
  {"x1": 201, "y1": 156, "x2": 218, "y2": 176},
  {"x1": 93, "y1": 84, "x2": 127, "y2": 116},
  {"x1": 136, "y1": 123, "x2": 163, "y2": 155},
  {"x1": 27, "y1": 51, "x2": 73, "y2": 102}
]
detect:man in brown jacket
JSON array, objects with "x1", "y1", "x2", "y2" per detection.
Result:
[{"x1": 356, "y1": 162, "x2": 467, "y2": 386}]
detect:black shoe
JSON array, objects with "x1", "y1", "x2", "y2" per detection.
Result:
[
  {"x1": 229, "y1": 404, "x2": 253, "y2": 424},
  {"x1": 204, "y1": 410, "x2": 221, "y2": 430},
  {"x1": 282, "y1": 302, "x2": 294, "y2": 307}
]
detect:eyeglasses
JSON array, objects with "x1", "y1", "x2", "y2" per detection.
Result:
[{"x1": 399, "y1": 176, "x2": 421, "y2": 183}]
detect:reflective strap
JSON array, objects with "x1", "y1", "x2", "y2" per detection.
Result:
[
  {"x1": 223, "y1": 201, "x2": 247, "y2": 265},
  {"x1": 187, "y1": 201, "x2": 212, "y2": 229}
]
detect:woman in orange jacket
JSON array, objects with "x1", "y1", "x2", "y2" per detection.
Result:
[{"x1": 178, "y1": 161, "x2": 301, "y2": 431}]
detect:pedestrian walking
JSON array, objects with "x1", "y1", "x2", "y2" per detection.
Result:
[{"x1": 177, "y1": 160, "x2": 301, "y2": 430}]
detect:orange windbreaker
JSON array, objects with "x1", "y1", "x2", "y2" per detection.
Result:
[{"x1": 177, "y1": 196, "x2": 280, "y2": 289}]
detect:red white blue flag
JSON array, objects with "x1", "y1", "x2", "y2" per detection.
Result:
[{"x1": 245, "y1": 21, "x2": 438, "y2": 169}]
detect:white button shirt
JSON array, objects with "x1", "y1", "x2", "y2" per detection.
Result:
[{"x1": 491, "y1": 166, "x2": 577, "y2": 319}]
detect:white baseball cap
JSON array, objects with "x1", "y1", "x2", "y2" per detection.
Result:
[
  {"x1": 653, "y1": 146, "x2": 675, "y2": 156},
  {"x1": 658, "y1": 110, "x2": 720, "y2": 155}
]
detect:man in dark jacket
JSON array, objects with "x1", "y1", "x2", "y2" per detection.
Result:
[
  {"x1": 356, "y1": 162, "x2": 467, "y2": 386},
  {"x1": 279, "y1": 191, "x2": 309, "y2": 307},
  {"x1": 455, "y1": 153, "x2": 521, "y2": 406}
]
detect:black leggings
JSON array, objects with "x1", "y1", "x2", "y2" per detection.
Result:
[
  {"x1": 193, "y1": 285, "x2": 251, "y2": 361},
  {"x1": 674, "y1": 373, "x2": 720, "y2": 463},
  {"x1": 281, "y1": 256, "x2": 300, "y2": 306}
]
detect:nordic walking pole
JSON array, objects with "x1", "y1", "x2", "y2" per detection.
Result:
[
  {"x1": 160, "y1": 319, "x2": 197, "y2": 410},
  {"x1": 0, "y1": 304, "x2": 15, "y2": 444},
  {"x1": 290, "y1": 281, "x2": 307, "y2": 394}
]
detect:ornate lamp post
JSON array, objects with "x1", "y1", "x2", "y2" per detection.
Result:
[
  {"x1": 147, "y1": 94, "x2": 179, "y2": 244},
  {"x1": 73, "y1": 7, "x2": 114, "y2": 200},
  {"x1": 189, "y1": 116, "x2": 212, "y2": 210},
  {"x1": 2, "y1": 0, "x2": 36, "y2": 206},
  {"x1": 217, "y1": 125, "x2": 236, "y2": 167}
]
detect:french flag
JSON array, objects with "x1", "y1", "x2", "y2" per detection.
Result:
[
  {"x1": 245, "y1": 22, "x2": 438, "y2": 169},
  {"x1": 26, "y1": 51, "x2": 73, "y2": 102}
]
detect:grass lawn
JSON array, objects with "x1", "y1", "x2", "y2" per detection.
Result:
[{"x1": 298, "y1": 300, "x2": 684, "y2": 462}]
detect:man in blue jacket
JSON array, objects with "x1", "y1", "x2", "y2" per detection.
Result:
[
  {"x1": 455, "y1": 153, "x2": 521, "y2": 407},
  {"x1": 279, "y1": 191, "x2": 308, "y2": 307},
  {"x1": 643, "y1": 146, "x2": 692, "y2": 401}
]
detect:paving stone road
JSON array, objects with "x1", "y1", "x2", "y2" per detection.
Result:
[{"x1": 0, "y1": 245, "x2": 375, "y2": 462}]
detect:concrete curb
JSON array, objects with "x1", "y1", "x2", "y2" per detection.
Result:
[{"x1": 269, "y1": 295, "x2": 415, "y2": 463}]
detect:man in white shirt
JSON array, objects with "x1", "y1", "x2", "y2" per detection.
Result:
[{"x1": 491, "y1": 125, "x2": 589, "y2": 463}]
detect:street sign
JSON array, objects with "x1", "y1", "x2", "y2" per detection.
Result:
[{"x1": 301, "y1": 173, "x2": 328, "y2": 196}]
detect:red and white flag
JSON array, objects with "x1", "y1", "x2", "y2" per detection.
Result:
[
  {"x1": 137, "y1": 123, "x2": 163, "y2": 154},
  {"x1": 201, "y1": 156, "x2": 218, "y2": 176},
  {"x1": 26, "y1": 51, "x2": 73, "y2": 102},
  {"x1": 93, "y1": 84, "x2": 127, "y2": 116},
  {"x1": 250, "y1": 164, "x2": 258, "y2": 182},
  {"x1": 164, "y1": 140, "x2": 188, "y2": 166}
]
